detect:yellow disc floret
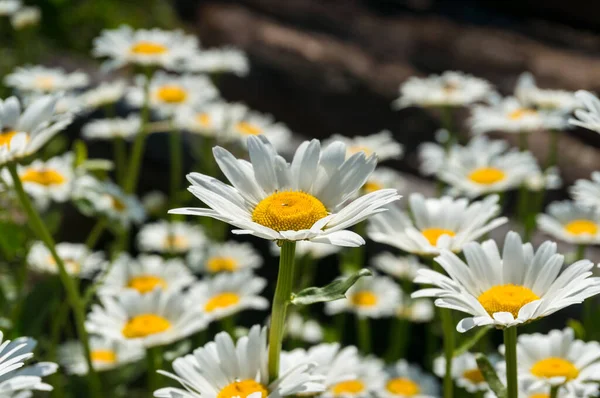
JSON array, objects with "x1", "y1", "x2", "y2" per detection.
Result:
[
  {"x1": 468, "y1": 167, "x2": 506, "y2": 185},
  {"x1": 530, "y1": 358, "x2": 579, "y2": 381},
  {"x1": 386, "y1": 378, "x2": 421, "y2": 396},
  {"x1": 564, "y1": 219, "x2": 598, "y2": 236},
  {"x1": 350, "y1": 291, "x2": 378, "y2": 307},
  {"x1": 127, "y1": 275, "x2": 167, "y2": 294},
  {"x1": 252, "y1": 191, "x2": 328, "y2": 232},
  {"x1": 156, "y1": 85, "x2": 187, "y2": 103},
  {"x1": 363, "y1": 180, "x2": 383, "y2": 193},
  {"x1": 421, "y1": 228, "x2": 456, "y2": 246},
  {"x1": 91, "y1": 350, "x2": 117, "y2": 364},
  {"x1": 20, "y1": 169, "x2": 66, "y2": 186},
  {"x1": 462, "y1": 369, "x2": 485, "y2": 384},
  {"x1": 509, "y1": 108, "x2": 537, "y2": 120},
  {"x1": 130, "y1": 41, "x2": 168, "y2": 55},
  {"x1": 478, "y1": 284, "x2": 540, "y2": 318},
  {"x1": 217, "y1": 380, "x2": 268, "y2": 398},
  {"x1": 205, "y1": 292, "x2": 241, "y2": 312},
  {"x1": 164, "y1": 234, "x2": 189, "y2": 251},
  {"x1": 331, "y1": 380, "x2": 365, "y2": 395},
  {"x1": 196, "y1": 113, "x2": 211, "y2": 127},
  {"x1": 206, "y1": 256, "x2": 238, "y2": 273},
  {"x1": 122, "y1": 314, "x2": 171, "y2": 338},
  {"x1": 236, "y1": 122, "x2": 262, "y2": 136},
  {"x1": 0, "y1": 130, "x2": 18, "y2": 148}
]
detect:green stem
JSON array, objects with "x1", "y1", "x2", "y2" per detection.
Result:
[
  {"x1": 268, "y1": 241, "x2": 296, "y2": 382},
  {"x1": 439, "y1": 106, "x2": 456, "y2": 148},
  {"x1": 113, "y1": 137, "x2": 126, "y2": 186},
  {"x1": 433, "y1": 261, "x2": 454, "y2": 398},
  {"x1": 146, "y1": 346, "x2": 163, "y2": 393},
  {"x1": 7, "y1": 163, "x2": 102, "y2": 398},
  {"x1": 385, "y1": 317, "x2": 409, "y2": 362},
  {"x1": 49, "y1": 300, "x2": 70, "y2": 398},
  {"x1": 503, "y1": 327, "x2": 519, "y2": 398},
  {"x1": 549, "y1": 385, "x2": 559, "y2": 398},
  {"x1": 576, "y1": 244, "x2": 586, "y2": 261},
  {"x1": 546, "y1": 129, "x2": 560, "y2": 168},
  {"x1": 169, "y1": 127, "x2": 183, "y2": 211},
  {"x1": 519, "y1": 132, "x2": 528, "y2": 151},
  {"x1": 85, "y1": 219, "x2": 107, "y2": 249},
  {"x1": 220, "y1": 315, "x2": 236, "y2": 336},
  {"x1": 356, "y1": 316, "x2": 372, "y2": 354},
  {"x1": 123, "y1": 76, "x2": 151, "y2": 194}
]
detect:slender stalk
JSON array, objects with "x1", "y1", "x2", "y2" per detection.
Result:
[
  {"x1": 385, "y1": 317, "x2": 409, "y2": 362},
  {"x1": 503, "y1": 327, "x2": 519, "y2": 398},
  {"x1": 113, "y1": 137, "x2": 127, "y2": 186},
  {"x1": 577, "y1": 244, "x2": 594, "y2": 339},
  {"x1": 268, "y1": 241, "x2": 296, "y2": 382},
  {"x1": 220, "y1": 315, "x2": 236, "y2": 336},
  {"x1": 169, "y1": 127, "x2": 183, "y2": 211},
  {"x1": 146, "y1": 346, "x2": 162, "y2": 393},
  {"x1": 356, "y1": 316, "x2": 372, "y2": 354},
  {"x1": 519, "y1": 132, "x2": 528, "y2": 151},
  {"x1": 439, "y1": 106, "x2": 456, "y2": 148},
  {"x1": 549, "y1": 385, "x2": 559, "y2": 398},
  {"x1": 433, "y1": 260, "x2": 455, "y2": 398},
  {"x1": 546, "y1": 129, "x2": 560, "y2": 168},
  {"x1": 85, "y1": 219, "x2": 107, "y2": 249},
  {"x1": 7, "y1": 163, "x2": 101, "y2": 397}
]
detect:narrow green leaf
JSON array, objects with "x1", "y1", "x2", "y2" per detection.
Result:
[
  {"x1": 475, "y1": 353, "x2": 506, "y2": 398},
  {"x1": 290, "y1": 269, "x2": 372, "y2": 306},
  {"x1": 80, "y1": 159, "x2": 114, "y2": 171},
  {"x1": 73, "y1": 139, "x2": 88, "y2": 167},
  {"x1": 453, "y1": 326, "x2": 492, "y2": 357},
  {"x1": 567, "y1": 319, "x2": 586, "y2": 340}
]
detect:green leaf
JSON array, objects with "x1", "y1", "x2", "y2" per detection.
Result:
[
  {"x1": 567, "y1": 319, "x2": 586, "y2": 340},
  {"x1": 453, "y1": 326, "x2": 492, "y2": 357},
  {"x1": 475, "y1": 353, "x2": 506, "y2": 398},
  {"x1": 80, "y1": 159, "x2": 114, "y2": 171},
  {"x1": 290, "y1": 269, "x2": 372, "y2": 306},
  {"x1": 73, "y1": 139, "x2": 88, "y2": 167}
]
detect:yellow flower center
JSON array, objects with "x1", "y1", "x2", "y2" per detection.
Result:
[
  {"x1": 109, "y1": 195, "x2": 126, "y2": 211},
  {"x1": 386, "y1": 378, "x2": 420, "y2": 396},
  {"x1": 35, "y1": 76, "x2": 55, "y2": 90},
  {"x1": 217, "y1": 379, "x2": 268, "y2": 398},
  {"x1": 127, "y1": 275, "x2": 167, "y2": 294},
  {"x1": 421, "y1": 228, "x2": 456, "y2": 246},
  {"x1": 509, "y1": 108, "x2": 537, "y2": 120},
  {"x1": 47, "y1": 257, "x2": 80, "y2": 274},
  {"x1": 348, "y1": 145, "x2": 373, "y2": 156},
  {"x1": 91, "y1": 350, "x2": 117, "y2": 364},
  {"x1": 205, "y1": 292, "x2": 241, "y2": 312},
  {"x1": 122, "y1": 314, "x2": 171, "y2": 338},
  {"x1": 530, "y1": 395, "x2": 549, "y2": 398},
  {"x1": 350, "y1": 291, "x2": 378, "y2": 307},
  {"x1": 252, "y1": 191, "x2": 328, "y2": 232},
  {"x1": 196, "y1": 113, "x2": 211, "y2": 127},
  {"x1": 236, "y1": 121, "x2": 262, "y2": 136},
  {"x1": 331, "y1": 380, "x2": 365, "y2": 395},
  {"x1": 164, "y1": 234, "x2": 189, "y2": 251},
  {"x1": 0, "y1": 130, "x2": 18, "y2": 148},
  {"x1": 156, "y1": 85, "x2": 187, "y2": 103},
  {"x1": 468, "y1": 167, "x2": 506, "y2": 185},
  {"x1": 206, "y1": 256, "x2": 238, "y2": 273},
  {"x1": 20, "y1": 169, "x2": 66, "y2": 186},
  {"x1": 530, "y1": 358, "x2": 579, "y2": 381},
  {"x1": 462, "y1": 369, "x2": 485, "y2": 384},
  {"x1": 130, "y1": 41, "x2": 168, "y2": 55},
  {"x1": 478, "y1": 284, "x2": 540, "y2": 317},
  {"x1": 564, "y1": 219, "x2": 598, "y2": 236},
  {"x1": 363, "y1": 180, "x2": 383, "y2": 193}
]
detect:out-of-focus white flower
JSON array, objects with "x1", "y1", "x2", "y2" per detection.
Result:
[
  {"x1": 10, "y1": 5, "x2": 40, "y2": 29},
  {"x1": 59, "y1": 336, "x2": 144, "y2": 375},
  {"x1": 188, "y1": 240, "x2": 263, "y2": 274},
  {"x1": 0, "y1": 0, "x2": 21, "y2": 16},
  {"x1": 80, "y1": 80, "x2": 127, "y2": 109},
  {"x1": 379, "y1": 360, "x2": 439, "y2": 398},
  {"x1": 180, "y1": 47, "x2": 249, "y2": 76},
  {"x1": 571, "y1": 172, "x2": 600, "y2": 210},
  {"x1": 537, "y1": 200, "x2": 600, "y2": 245},
  {"x1": 5, "y1": 65, "x2": 89, "y2": 94},
  {"x1": 325, "y1": 130, "x2": 403, "y2": 162},
  {"x1": 372, "y1": 253, "x2": 427, "y2": 282},
  {"x1": 141, "y1": 190, "x2": 167, "y2": 214},
  {"x1": 570, "y1": 90, "x2": 600, "y2": 134},
  {"x1": 27, "y1": 241, "x2": 106, "y2": 278},
  {"x1": 321, "y1": 356, "x2": 385, "y2": 398},
  {"x1": 174, "y1": 102, "x2": 232, "y2": 138},
  {"x1": 398, "y1": 298, "x2": 434, "y2": 323},
  {"x1": 82, "y1": 115, "x2": 141, "y2": 140},
  {"x1": 434, "y1": 352, "x2": 488, "y2": 393},
  {"x1": 524, "y1": 166, "x2": 562, "y2": 192},
  {"x1": 325, "y1": 275, "x2": 401, "y2": 318},
  {"x1": 136, "y1": 220, "x2": 206, "y2": 254},
  {"x1": 286, "y1": 313, "x2": 324, "y2": 344},
  {"x1": 362, "y1": 167, "x2": 406, "y2": 195},
  {"x1": 515, "y1": 72, "x2": 578, "y2": 112}
]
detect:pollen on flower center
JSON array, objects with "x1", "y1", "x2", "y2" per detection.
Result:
[
  {"x1": 236, "y1": 121, "x2": 262, "y2": 136},
  {"x1": 564, "y1": 219, "x2": 598, "y2": 235},
  {"x1": 91, "y1": 350, "x2": 117, "y2": 364},
  {"x1": 122, "y1": 314, "x2": 171, "y2": 338},
  {"x1": 530, "y1": 358, "x2": 579, "y2": 381},
  {"x1": 348, "y1": 145, "x2": 373, "y2": 156},
  {"x1": 127, "y1": 275, "x2": 167, "y2": 294},
  {"x1": 196, "y1": 113, "x2": 211, "y2": 127},
  {"x1": 351, "y1": 291, "x2": 378, "y2": 307},
  {"x1": 386, "y1": 377, "x2": 420, "y2": 396},
  {"x1": 468, "y1": 167, "x2": 506, "y2": 185},
  {"x1": 363, "y1": 180, "x2": 383, "y2": 193},
  {"x1": 35, "y1": 76, "x2": 55, "y2": 90},
  {"x1": 462, "y1": 369, "x2": 485, "y2": 383},
  {"x1": 251, "y1": 191, "x2": 328, "y2": 232},
  {"x1": 205, "y1": 292, "x2": 240, "y2": 312},
  {"x1": 20, "y1": 168, "x2": 66, "y2": 186},
  {"x1": 529, "y1": 394, "x2": 549, "y2": 398},
  {"x1": 206, "y1": 256, "x2": 238, "y2": 273},
  {"x1": 164, "y1": 234, "x2": 189, "y2": 250},
  {"x1": 331, "y1": 380, "x2": 365, "y2": 395},
  {"x1": 0, "y1": 130, "x2": 18, "y2": 148},
  {"x1": 421, "y1": 228, "x2": 456, "y2": 246},
  {"x1": 109, "y1": 195, "x2": 126, "y2": 211},
  {"x1": 156, "y1": 85, "x2": 187, "y2": 103},
  {"x1": 509, "y1": 108, "x2": 537, "y2": 120},
  {"x1": 217, "y1": 379, "x2": 268, "y2": 398},
  {"x1": 130, "y1": 41, "x2": 168, "y2": 55},
  {"x1": 478, "y1": 284, "x2": 540, "y2": 318}
]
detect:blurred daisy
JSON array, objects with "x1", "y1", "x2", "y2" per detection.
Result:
[
  {"x1": 82, "y1": 115, "x2": 141, "y2": 141},
  {"x1": 393, "y1": 71, "x2": 493, "y2": 108},
  {"x1": 174, "y1": 102, "x2": 231, "y2": 138},
  {"x1": 186, "y1": 271, "x2": 268, "y2": 320},
  {"x1": 170, "y1": 136, "x2": 400, "y2": 246},
  {"x1": 0, "y1": 0, "x2": 21, "y2": 16},
  {"x1": 413, "y1": 231, "x2": 600, "y2": 332},
  {"x1": 0, "y1": 95, "x2": 73, "y2": 166},
  {"x1": 325, "y1": 275, "x2": 400, "y2": 318},
  {"x1": 155, "y1": 325, "x2": 326, "y2": 398},
  {"x1": 570, "y1": 90, "x2": 600, "y2": 134},
  {"x1": 136, "y1": 220, "x2": 206, "y2": 254},
  {"x1": 86, "y1": 288, "x2": 208, "y2": 348},
  {"x1": 515, "y1": 72, "x2": 578, "y2": 112},
  {"x1": 434, "y1": 352, "x2": 488, "y2": 393},
  {"x1": 286, "y1": 312, "x2": 324, "y2": 344},
  {"x1": 141, "y1": 190, "x2": 167, "y2": 215},
  {"x1": 322, "y1": 356, "x2": 385, "y2": 398},
  {"x1": 368, "y1": 194, "x2": 507, "y2": 256},
  {"x1": 379, "y1": 360, "x2": 439, "y2": 398},
  {"x1": 362, "y1": 167, "x2": 406, "y2": 194},
  {"x1": 271, "y1": 240, "x2": 341, "y2": 259},
  {"x1": 27, "y1": 241, "x2": 106, "y2": 278},
  {"x1": 372, "y1": 253, "x2": 427, "y2": 282},
  {"x1": 58, "y1": 336, "x2": 144, "y2": 375},
  {"x1": 98, "y1": 254, "x2": 196, "y2": 296},
  {"x1": 524, "y1": 166, "x2": 562, "y2": 192},
  {"x1": 325, "y1": 130, "x2": 403, "y2": 161},
  {"x1": 571, "y1": 172, "x2": 600, "y2": 210},
  {"x1": 80, "y1": 79, "x2": 127, "y2": 109},
  {"x1": 188, "y1": 240, "x2": 262, "y2": 274},
  {"x1": 10, "y1": 5, "x2": 39, "y2": 29},
  {"x1": 537, "y1": 200, "x2": 600, "y2": 245},
  {"x1": 398, "y1": 298, "x2": 434, "y2": 323},
  {"x1": 4, "y1": 65, "x2": 88, "y2": 94},
  {"x1": 92, "y1": 26, "x2": 199, "y2": 69},
  {"x1": 181, "y1": 47, "x2": 249, "y2": 76},
  {"x1": 0, "y1": 332, "x2": 58, "y2": 396}
]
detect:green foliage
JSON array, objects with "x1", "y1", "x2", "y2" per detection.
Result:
[{"x1": 291, "y1": 269, "x2": 372, "y2": 305}]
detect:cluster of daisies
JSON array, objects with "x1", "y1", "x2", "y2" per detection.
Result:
[{"x1": 0, "y1": 0, "x2": 40, "y2": 30}]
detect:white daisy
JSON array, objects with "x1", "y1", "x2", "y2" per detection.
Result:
[
  {"x1": 154, "y1": 324, "x2": 326, "y2": 398},
  {"x1": 79, "y1": 79, "x2": 127, "y2": 109},
  {"x1": 286, "y1": 312, "x2": 324, "y2": 344},
  {"x1": 10, "y1": 5, "x2": 39, "y2": 29},
  {"x1": 271, "y1": 240, "x2": 341, "y2": 259},
  {"x1": 0, "y1": 95, "x2": 73, "y2": 166},
  {"x1": 325, "y1": 130, "x2": 403, "y2": 162},
  {"x1": 92, "y1": 26, "x2": 199, "y2": 70},
  {"x1": 141, "y1": 190, "x2": 168, "y2": 215},
  {"x1": 86, "y1": 288, "x2": 208, "y2": 348},
  {"x1": 187, "y1": 240, "x2": 262, "y2": 274},
  {"x1": 570, "y1": 172, "x2": 600, "y2": 210},
  {"x1": 26, "y1": 241, "x2": 106, "y2": 278},
  {"x1": 82, "y1": 115, "x2": 141, "y2": 141},
  {"x1": 180, "y1": 47, "x2": 249, "y2": 76},
  {"x1": 321, "y1": 356, "x2": 385, "y2": 398},
  {"x1": 4, "y1": 65, "x2": 88, "y2": 94},
  {"x1": 127, "y1": 72, "x2": 219, "y2": 117},
  {"x1": 170, "y1": 136, "x2": 400, "y2": 246},
  {"x1": 174, "y1": 102, "x2": 232, "y2": 138},
  {"x1": 0, "y1": 332, "x2": 57, "y2": 396},
  {"x1": 362, "y1": 167, "x2": 406, "y2": 195},
  {"x1": 393, "y1": 71, "x2": 493, "y2": 108},
  {"x1": 368, "y1": 193, "x2": 507, "y2": 256},
  {"x1": 136, "y1": 220, "x2": 206, "y2": 254},
  {"x1": 412, "y1": 231, "x2": 600, "y2": 332},
  {"x1": 0, "y1": 0, "x2": 20, "y2": 16},
  {"x1": 379, "y1": 360, "x2": 439, "y2": 398},
  {"x1": 515, "y1": 72, "x2": 578, "y2": 112},
  {"x1": 58, "y1": 336, "x2": 144, "y2": 375},
  {"x1": 97, "y1": 254, "x2": 196, "y2": 296},
  {"x1": 524, "y1": 166, "x2": 562, "y2": 192},
  {"x1": 434, "y1": 352, "x2": 488, "y2": 393},
  {"x1": 185, "y1": 271, "x2": 268, "y2": 320},
  {"x1": 537, "y1": 200, "x2": 600, "y2": 245},
  {"x1": 325, "y1": 274, "x2": 400, "y2": 318},
  {"x1": 398, "y1": 298, "x2": 434, "y2": 323},
  {"x1": 372, "y1": 253, "x2": 428, "y2": 282},
  {"x1": 569, "y1": 90, "x2": 600, "y2": 134}
]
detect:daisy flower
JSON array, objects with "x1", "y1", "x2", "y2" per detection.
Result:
[
  {"x1": 434, "y1": 352, "x2": 488, "y2": 393},
  {"x1": 325, "y1": 130, "x2": 403, "y2": 162},
  {"x1": 58, "y1": 336, "x2": 144, "y2": 375},
  {"x1": 515, "y1": 72, "x2": 578, "y2": 112},
  {"x1": 570, "y1": 172, "x2": 600, "y2": 210},
  {"x1": 325, "y1": 275, "x2": 400, "y2": 318},
  {"x1": 0, "y1": 332, "x2": 58, "y2": 396},
  {"x1": 379, "y1": 360, "x2": 439, "y2": 398},
  {"x1": 92, "y1": 26, "x2": 199, "y2": 70},
  {"x1": 271, "y1": 240, "x2": 341, "y2": 259},
  {"x1": 0, "y1": 0, "x2": 21, "y2": 16},
  {"x1": 154, "y1": 325, "x2": 326, "y2": 398},
  {"x1": 187, "y1": 240, "x2": 262, "y2": 274},
  {"x1": 136, "y1": 220, "x2": 206, "y2": 254},
  {"x1": 524, "y1": 166, "x2": 562, "y2": 192},
  {"x1": 368, "y1": 193, "x2": 507, "y2": 256},
  {"x1": 180, "y1": 47, "x2": 249, "y2": 76},
  {"x1": 398, "y1": 298, "x2": 434, "y2": 323},
  {"x1": 185, "y1": 271, "x2": 268, "y2": 320},
  {"x1": 362, "y1": 167, "x2": 407, "y2": 194},
  {"x1": 4, "y1": 65, "x2": 89, "y2": 94},
  {"x1": 0, "y1": 95, "x2": 73, "y2": 166},
  {"x1": 80, "y1": 79, "x2": 127, "y2": 109},
  {"x1": 27, "y1": 241, "x2": 106, "y2": 278},
  {"x1": 412, "y1": 231, "x2": 600, "y2": 332},
  {"x1": 393, "y1": 71, "x2": 493, "y2": 108},
  {"x1": 171, "y1": 136, "x2": 400, "y2": 246},
  {"x1": 174, "y1": 102, "x2": 231, "y2": 138},
  {"x1": 97, "y1": 254, "x2": 196, "y2": 296},
  {"x1": 372, "y1": 253, "x2": 428, "y2": 282},
  {"x1": 86, "y1": 288, "x2": 208, "y2": 348},
  {"x1": 537, "y1": 200, "x2": 600, "y2": 245},
  {"x1": 10, "y1": 5, "x2": 39, "y2": 29},
  {"x1": 569, "y1": 90, "x2": 600, "y2": 134},
  {"x1": 286, "y1": 312, "x2": 324, "y2": 344},
  {"x1": 82, "y1": 115, "x2": 141, "y2": 141},
  {"x1": 321, "y1": 356, "x2": 385, "y2": 398}
]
